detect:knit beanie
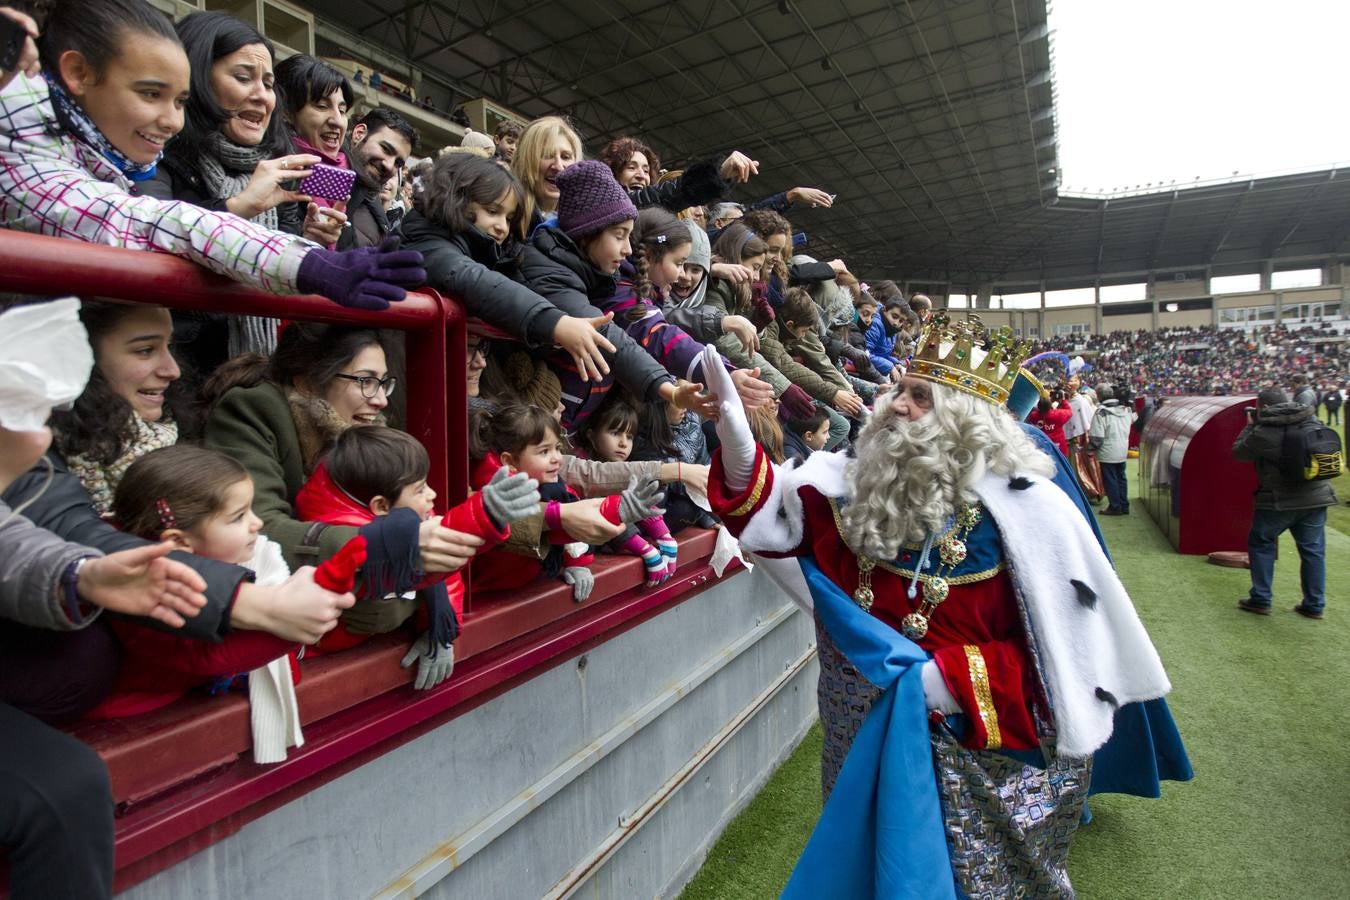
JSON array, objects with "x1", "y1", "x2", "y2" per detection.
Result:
[
  {"x1": 555, "y1": 160, "x2": 638, "y2": 240},
  {"x1": 683, "y1": 219, "x2": 710, "y2": 271},
  {"x1": 505, "y1": 352, "x2": 562, "y2": 412},
  {"x1": 460, "y1": 130, "x2": 496, "y2": 151}
]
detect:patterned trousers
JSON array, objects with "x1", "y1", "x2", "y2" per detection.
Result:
[{"x1": 814, "y1": 614, "x2": 1090, "y2": 898}]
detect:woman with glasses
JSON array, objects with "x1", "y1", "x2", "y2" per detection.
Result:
[{"x1": 203, "y1": 323, "x2": 488, "y2": 632}]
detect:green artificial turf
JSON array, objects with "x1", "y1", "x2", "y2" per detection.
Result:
[{"x1": 680, "y1": 487, "x2": 1350, "y2": 900}]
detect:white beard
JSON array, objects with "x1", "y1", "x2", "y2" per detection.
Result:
[
  {"x1": 841, "y1": 384, "x2": 1056, "y2": 560},
  {"x1": 841, "y1": 401, "x2": 966, "y2": 559}
]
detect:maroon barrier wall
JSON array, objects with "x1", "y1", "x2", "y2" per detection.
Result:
[{"x1": 1138, "y1": 395, "x2": 1258, "y2": 554}]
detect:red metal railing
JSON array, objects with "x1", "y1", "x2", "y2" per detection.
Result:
[{"x1": 0, "y1": 230, "x2": 739, "y2": 891}]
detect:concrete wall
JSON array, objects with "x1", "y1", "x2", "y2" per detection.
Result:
[
  {"x1": 1157, "y1": 308, "x2": 1212, "y2": 329},
  {"x1": 119, "y1": 566, "x2": 818, "y2": 900},
  {"x1": 1102, "y1": 312, "x2": 1153, "y2": 332}
]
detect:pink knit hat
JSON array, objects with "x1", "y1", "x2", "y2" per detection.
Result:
[{"x1": 555, "y1": 160, "x2": 638, "y2": 240}]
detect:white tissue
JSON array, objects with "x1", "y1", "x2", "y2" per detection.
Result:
[{"x1": 0, "y1": 299, "x2": 94, "y2": 431}]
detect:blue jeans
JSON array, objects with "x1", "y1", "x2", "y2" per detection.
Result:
[
  {"x1": 1247, "y1": 506, "x2": 1327, "y2": 612},
  {"x1": 1100, "y1": 461, "x2": 1129, "y2": 512}
]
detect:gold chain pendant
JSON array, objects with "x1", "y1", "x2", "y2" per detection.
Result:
[
  {"x1": 923, "y1": 575, "x2": 950, "y2": 604},
  {"x1": 901, "y1": 612, "x2": 929, "y2": 640},
  {"x1": 854, "y1": 557, "x2": 876, "y2": 611}
]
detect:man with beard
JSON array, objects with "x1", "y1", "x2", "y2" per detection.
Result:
[
  {"x1": 338, "y1": 108, "x2": 419, "y2": 250},
  {"x1": 698, "y1": 316, "x2": 1184, "y2": 898}
]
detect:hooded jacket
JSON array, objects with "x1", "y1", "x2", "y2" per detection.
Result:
[
  {"x1": 399, "y1": 210, "x2": 566, "y2": 350},
  {"x1": 1232, "y1": 402, "x2": 1338, "y2": 510},
  {"x1": 865, "y1": 315, "x2": 899, "y2": 375},
  {"x1": 520, "y1": 226, "x2": 676, "y2": 405},
  {"x1": 1088, "y1": 400, "x2": 1135, "y2": 464}
]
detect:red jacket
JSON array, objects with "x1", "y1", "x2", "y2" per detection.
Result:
[
  {"x1": 1028, "y1": 405, "x2": 1072, "y2": 457},
  {"x1": 294, "y1": 462, "x2": 511, "y2": 648},
  {"x1": 468, "y1": 453, "x2": 592, "y2": 592}
]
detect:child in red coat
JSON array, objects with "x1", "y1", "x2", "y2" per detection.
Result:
[
  {"x1": 470, "y1": 404, "x2": 665, "y2": 601},
  {"x1": 295, "y1": 425, "x2": 539, "y2": 687},
  {"x1": 95, "y1": 445, "x2": 319, "y2": 762}
]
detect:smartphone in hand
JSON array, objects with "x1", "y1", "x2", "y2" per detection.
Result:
[{"x1": 299, "y1": 163, "x2": 356, "y2": 202}]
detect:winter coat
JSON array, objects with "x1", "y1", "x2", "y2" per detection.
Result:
[
  {"x1": 0, "y1": 499, "x2": 102, "y2": 631},
  {"x1": 295, "y1": 460, "x2": 511, "y2": 624},
  {"x1": 1232, "y1": 402, "x2": 1338, "y2": 510},
  {"x1": 1088, "y1": 401, "x2": 1135, "y2": 464},
  {"x1": 864, "y1": 316, "x2": 899, "y2": 375},
  {"x1": 86, "y1": 537, "x2": 297, "y2": 719},
  {"x1": 1029, "y1": 405, "x2": 1072, "y2": 457},
  {"x1": 336, "y1": 179, "x2": 388, "y2": 250},
  {"x1": 1292, "y1": 386, "x2": 1317, "y2": 410},
  {"x1": 1, "y1": 455, "x2": 249, "y2": 641},
  {"x1": 399, "y1": 210, "x2": 566, "y2": 350},
  {"x1": 628, "y1": 159, "x2": 728, "y2": 212},
  {"x1": 826, "y1": 331, "x2": 884, "y2": 384},
  {"x1": 0, "y1": 73, "x2": 309, "y2": 293},
  {"x1": 468, "y1": 453, "x2": 591, "y2": 592},
  {"x1": 702, "y1": 278, "x2": 792, "y2": 394},
  {"x1": 520, "y1": 226, "x2": 677, "y2": 427},
  {"x1": 782, "y1": 428, "x2": 812, "y2": 466},
  {"x1": 605, "y1": 260, "x2": 715, "y2": 384},
  {"x1": 204, "y1": 382, "x2": 361, "y2": 572},
  {"x1": 759, "y1": 321, "x2": 848, "y2": 404}
]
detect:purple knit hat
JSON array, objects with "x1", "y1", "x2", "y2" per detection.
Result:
[{"x1": 555, "y1": 160, "x2": 639, "y2": 240}]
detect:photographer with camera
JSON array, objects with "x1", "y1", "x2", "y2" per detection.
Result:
[{"x1": 1232, "y1": 388, "x2": 1339, "y2": 619}]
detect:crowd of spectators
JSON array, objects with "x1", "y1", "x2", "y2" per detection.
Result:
[
  {"x1": 0, "y1": 2, "x2": 936, "y2": 893},
  {"x1": 1033, "y1": 323, "x2": 1349, "y2": 399}
]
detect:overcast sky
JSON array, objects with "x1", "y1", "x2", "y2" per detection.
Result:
[{"x1": 1050, "y1": 0, "x2": 1350, "y2": 195}]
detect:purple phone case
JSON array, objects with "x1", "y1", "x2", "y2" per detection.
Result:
[{"x1": 299, "y1": 163, "x2": 356, "y2": 202}]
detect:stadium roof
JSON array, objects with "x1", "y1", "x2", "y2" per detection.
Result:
[{"x1": 298, "y1": 0, "x2": 1350, "y2": 289}]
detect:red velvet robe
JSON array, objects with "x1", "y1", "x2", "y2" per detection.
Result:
[{"x1": 709, "y1": 447, "x2": 1041, "y2": 751}]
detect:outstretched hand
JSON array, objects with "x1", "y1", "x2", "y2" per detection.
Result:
[
  {"x1": 479, "y1": 466, "x2": 541, "y2": 526},
  {"x1": 699, "y1": 344, "x2": 756, "y2": 490},
  {"x1": 77, "y1": 543, "x2": 208, "y2": 628},
  {"x1": 618, "y1": 476, "x2": 665, "y2": 524}
]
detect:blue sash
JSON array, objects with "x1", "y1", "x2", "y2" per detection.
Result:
[{"x1": 782, "y1": 558, "x2": 956, "y2": 900}]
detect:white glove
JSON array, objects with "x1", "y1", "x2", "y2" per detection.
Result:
[
  {"x1": 562, "y1": 566, "x2": 594, "y2": 602},
  {"x1": 400, "y1": 632, "x2": 455, "y2": 690},
  {"x1": 921, "y1": 660, "x2": 961, "y2": 715},
  {"x1": 699, "y1": 343, "x2": 756, "y2": 490}
]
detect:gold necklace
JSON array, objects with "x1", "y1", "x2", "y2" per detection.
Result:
[{"x1": 852, "y1": 503, "x2": 982, "y2": 640}]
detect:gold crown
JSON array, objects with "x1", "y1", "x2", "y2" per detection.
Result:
[{"x1": 907, "y1": 313, "x2": 1034, "y2": 405}]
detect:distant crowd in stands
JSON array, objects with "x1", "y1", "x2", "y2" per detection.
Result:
[
  {"x1": 1034, "y1": 323, "x2": 1349, "y2": 403},
  {"x1": 0, "y1": 2, "x2": 952, "y2": 893}
]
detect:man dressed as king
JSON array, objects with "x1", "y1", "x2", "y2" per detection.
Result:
[{"x1": 697, "y1": 315, "x2": 1189, "y2": 899}]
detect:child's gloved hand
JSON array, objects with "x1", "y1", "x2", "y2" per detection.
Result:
[
  {"x1": 562, "y1": 566, "x2": 594, "y2": 602},
  {"x1": 618, "y1": 476, "x2": 664, "y2": 524},
  {"x1": 400, "y1": 631, "x2": 455, "y2": 690},
  {"x1": 479, "y1": 466, "x2": 540, "y2": 528}
]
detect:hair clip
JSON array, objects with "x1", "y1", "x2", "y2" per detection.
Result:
[
  {"x1": 655, "y1": 234, "x2": 667, "y2": 244},
  {"x1": 156, "y1": 498, "x2": 177, "y2": 531}
]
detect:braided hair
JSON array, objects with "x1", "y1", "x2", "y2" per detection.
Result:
[{"x1": 632, "y1": 207, "x2": 692, "y2": 307}]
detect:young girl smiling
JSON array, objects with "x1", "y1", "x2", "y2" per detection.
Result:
[{"x1": 0, "y1": 0, "x2": 422, "y2": 310}]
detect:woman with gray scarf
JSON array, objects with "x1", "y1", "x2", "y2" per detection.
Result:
[{"x1": 140, "y1": 12, "x2": 345, "y2": 370}]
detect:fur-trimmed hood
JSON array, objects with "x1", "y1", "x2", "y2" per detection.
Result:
[{"x1": 285, "y1": 389, "x2": 384, "y2": 475}]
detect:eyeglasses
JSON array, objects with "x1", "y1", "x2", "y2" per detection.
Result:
[
  {"x1": 468, "y1": 339, "x2": 492, "y2": 361},
  {"x1": 335, "y1": 373, "x2": 398, "y2": 399}
]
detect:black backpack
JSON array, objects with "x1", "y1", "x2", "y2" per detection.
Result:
[{"x1": 1279, "y1": 418, "x2": 1344, "y2": 482}]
